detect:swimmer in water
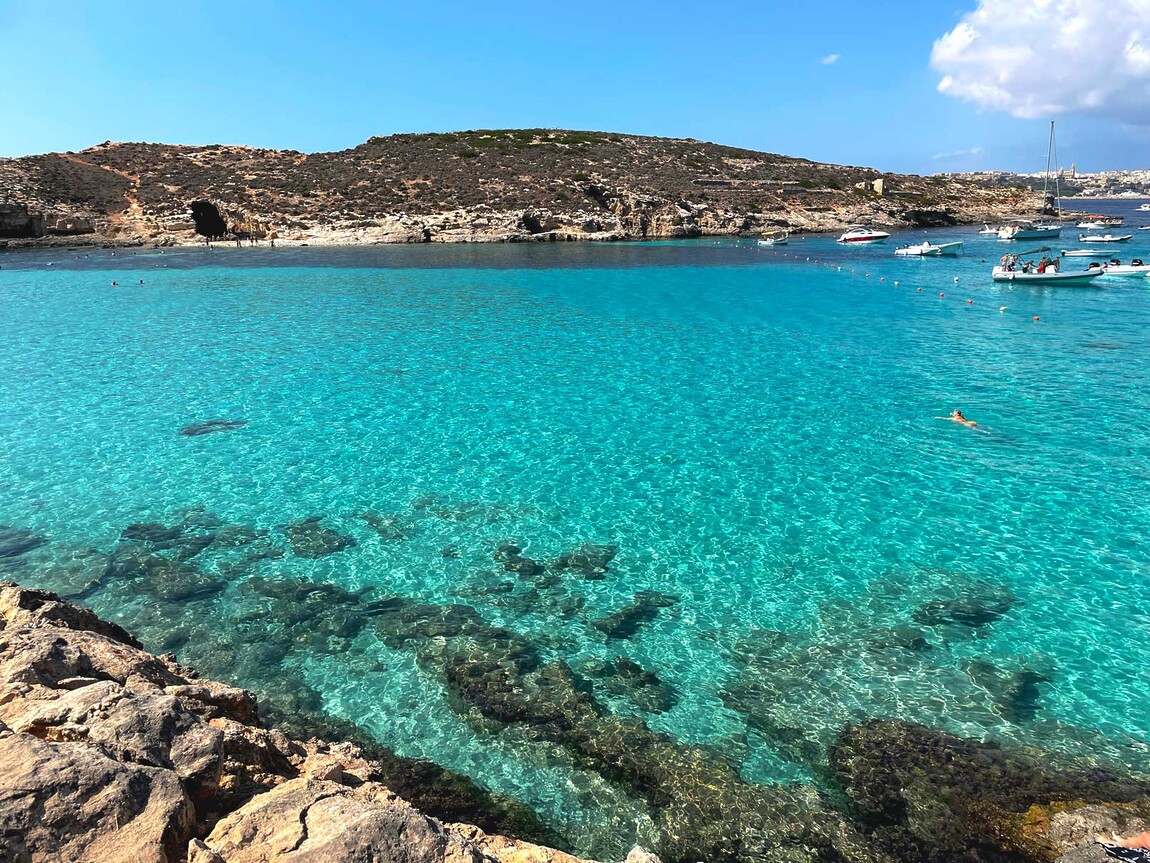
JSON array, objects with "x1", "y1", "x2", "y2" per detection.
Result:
[{"x1": 936, "y1": 409, "x2": 978, "y2": 427}]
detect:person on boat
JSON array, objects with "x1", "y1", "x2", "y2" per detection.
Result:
[{"x1": 1037, "y1": 257, "x2": 1048, "y2": 273}]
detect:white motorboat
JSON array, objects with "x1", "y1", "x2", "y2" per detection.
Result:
[
  {"x1": 1138, "y1": 203, "x2": 1150, "y2": 211},
  {"x1": 992, "y1": 266, "x2": 1104, "y2": 284},
  {"x1": 893, "y1": 240, "x2": 963, "y2": 257},
  {"x1": 1075, "y1": 215, "x2": 1124, "y2": 229},
  {"x1": 1078, "y1": 233, "x2": 1133, "y2": 243},
  {"x1": 998, "y1": 220, "x2": 1062, "y2": 240},
  {"x1": 978, "y1": 224, "x2": 999, "y2": 235},
  {"x1": 1097, "y1": 258, "x2": 1150, "y2": 276},
  {"x1": 758, "y1": 230, "x2": 789, "y2": 246},
  {"x1": 1061, "y1": 249, "x2": 1105, "y2": 257},
  {"x1": 838, "y1": 226, "x2": 890, "y2": 244}
]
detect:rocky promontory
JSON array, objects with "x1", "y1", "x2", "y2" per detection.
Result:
[
  {"x1": 0, "y1": 130, "x2": 1031, "y2": 248},
  {"x1": 2, "y1": 578, "x2": 1149, "y2": 863}
]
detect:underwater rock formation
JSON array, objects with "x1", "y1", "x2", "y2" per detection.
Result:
[
  {"x1": 282, "y1": 515, "x2": 357, "y2": 558},
  {"x1": 830, "y1": 719, "x2": 1150, "y2": 863},
  {"x1": 179, "y1": 418, "x2": 248, "y2": 437},
  {"x1": 591, "y1": 590, "x2": 679, "y2": 640},
  {"x1": 0, "y1": 525, "x2": 47, "y2": 559},
  {"x1": 551, "y1": 544, "x2": 618, "y2": 580}
]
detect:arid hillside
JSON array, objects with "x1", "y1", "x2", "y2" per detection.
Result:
[{"x1": 0, "y1": 129, "x2": 1029, "y2": 245}]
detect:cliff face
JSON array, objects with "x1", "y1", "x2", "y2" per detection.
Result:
[{"x1": 0, "y1": 130, "x2": 1027, "y2": 246}]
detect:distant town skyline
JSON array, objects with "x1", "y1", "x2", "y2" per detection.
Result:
[{"x1": 2, "y1": 0, "x2": 1148, "y2": 174}]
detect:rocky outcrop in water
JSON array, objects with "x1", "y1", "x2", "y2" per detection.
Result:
[{"x1": 0, "y1": 581, "x2": 636, "y2": 863}]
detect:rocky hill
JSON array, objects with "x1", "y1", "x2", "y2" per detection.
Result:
[{"x1": 0, "y1": 130, "x2": 1029, "y2": 246}]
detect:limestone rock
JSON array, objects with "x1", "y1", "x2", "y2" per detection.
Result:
[
  {"x1": 0, "y1": 723, "x2": 195, "y2": 863},
  {"x1": 197, "y1": 777, "x2": 483, "y2": 863}
]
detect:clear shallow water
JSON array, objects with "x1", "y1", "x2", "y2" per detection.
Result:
[{"x1": 3, "y1": 213, "x2": 1150, "y2": 855}]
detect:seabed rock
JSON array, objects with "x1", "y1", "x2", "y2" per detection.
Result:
[
  {"x1": 0, "y1": 525, "x2": 47, "y2": 559},
  {"x1": 179, "y1": 418, "x2": 248, "y2": 437},
  {"x1": 283, "y1": 515, "x2": 357, "y2": 558},
  {"x1": 592, "y1": 591, "x2": 679, "y2": 640},
  {"x1": 551, "y1": 543, "x2": 618, "y2": 580}
]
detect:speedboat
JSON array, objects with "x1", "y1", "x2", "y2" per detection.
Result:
[
  {"x1": 1061, "y1": 249, "x2": 1105, "y2": 257},
  {"x1": 1078, "y1": 233, "x2": 1133, "y2": 243},
  {"x1": 978, "y1": 224, "x2": 999, "y2": 235},
  {"x1": 1098, "y1": 258, "x2": 1150, "y2": 276},
  {"x1": 998, "y1": 220, "x2": 1062, "y2": 240},
  {"x1": 1138, "y1": 203, "x2": 1150, "y2": 211},
  {"x1": 1075, "y1": 215, "x2": 1124, "y2": 229},
  {"x1": 893, "y1": 240, "x2": 963, "y2": 257},
  {"x1": 758, "y1": 230, "x2": 789, "y2": 246},
  {"x1": 992, "y1": 266, "x2": 1104, "y2": 284},
  {"x1": 838, "y1": 226, "x2": 890, "y2": 244}
]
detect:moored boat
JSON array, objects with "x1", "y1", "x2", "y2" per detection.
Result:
[
  {"x1": 893, "y1": 240, "x2": 962, "y2": 257},
  {"x1": 978, "y1": 224, "x2": 999, "y2": 235},
  {"x1": 1078, "y1": 233, "x2": 1133, "y2": 243},
  {"x1": 838, "y1": 226, "x2": 890, "y2": 244},
  {"x1": 1061, "y1": 248, "x2": 1104, "y2": 257},
  {"x1": 1139, "y1": 203, "x2": 1150, "y2": 211},
  {"x1": 998, "y1": 220, "x2": 1062, "y2": 240},
  {"x1": 1075, "y1": 215, "x2": 1124, "y2": 229},
  {"x1": 1097, "y1": 258, "x2": 1150, "y2": 276},
  {"x1": 992, "y1": 266, "x2": 1104, "y2": 284},
  {"x1": 758, "y1": 229, "x2": 789, "y2": 246}
]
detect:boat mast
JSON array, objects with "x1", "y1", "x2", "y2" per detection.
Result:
[{"x1": 1050, "y1": 121, "x2": 1062, "y2": 221}]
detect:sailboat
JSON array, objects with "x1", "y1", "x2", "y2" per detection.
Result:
[{"x1": 997, "y1": 122, "x2": 1063, "y2": 241}]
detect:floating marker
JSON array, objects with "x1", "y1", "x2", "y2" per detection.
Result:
[
  {"x1": 893, "y1": 280, "x2": 899, "y2": 286},
  {"x1": 1033, "y1": 315, "x2": 1040, "y2": 321},
  {"x1": 939, "y1": 292, "x2": 945, "y2": 297},
  {"x1": 999, "y1": 306, "x2": 1007, "y2": 312},
  {"x1": 966, "y1": 299, "x2": 973, "y2": 304}
]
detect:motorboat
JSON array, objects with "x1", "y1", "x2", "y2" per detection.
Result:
[
  {"x1": 1097, "y1": 258, "x2": 1150, "y2": 276},
  {"x1": 1075, "y1": 215, "x2": 1124, "y2": 229},
  {"x1": 1138, "y1": 203, "x2": 1150, "y2": 211},
  {"x1": 998, "y1": 220, "x2": 1062, "y2": 240},
  {"x1": 758, "y1": 230, "x2": 789, "y2": 246},
  {"x1": 992, "y1": 266, "x2": 1104, "y2": 284},
  {"x1": 1078, "y1": 233, "x2": 1133, "y2": 243},
  {"x1": 838, "y1": 226, "x2": 890, "y2": 244},
  {"x1": 893, "y1": 240, "x2": 963, "y2": 257},
  {"x1": 978, "y1": 224, "x2": 999, "y2": 235},
  {"x1": 1061, "y1": 248, "x2": 1105, "y2": 257}
]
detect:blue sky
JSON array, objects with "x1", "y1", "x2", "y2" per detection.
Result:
[{"x1": 2, "y1": 0, "x2": 1147, "y2": 173}]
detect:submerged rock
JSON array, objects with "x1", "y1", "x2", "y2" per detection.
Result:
[
  {"x1": 0, "y1": 525, "x2": 47, "y2": 559},
  {"x1": 911, "y1": 581, "x2": 1017, "y2": 628},
  {"x1": 179, "y1": 418, "x2": 248, "y2": 437},
  {"x1": 581, "y1": 656, "x2": 677, "y2": 714},
  {"x1": 830, "y1": 719, "x2": 1150, "y2": 863},
  {"x1": 551, "y1": 543, "x2": 617, "y2": 580},
  {"x1": 283, "y1": 516, "x2": 357, "y2": 558},
  {"x1": 592, "y1": 591, "x2": 679, "y2": 640},
  {"x1": 359, "y1": 510, "x2": 416, "y2": 541}
]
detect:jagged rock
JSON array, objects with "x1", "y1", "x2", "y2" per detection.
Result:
[
  {"x1": 197, "y1": 778, "x2": 484, "y2": 863},
  {"x1": 282, "y1": 516, "x2": 356, "y2": 558},
  {"x1": 0, "y1": 525, "x2": 47, "y2": 559},
  {"x1": 0, "y1": 581, "x2": 140, "y2": 646},
  {"x1": 179, "y1": 418, "x2": 248, "y2": 437},
  {"x1": 0, "y1": 722, "x2": 196, "y2": 863},
  {"x1": 830, "y1": 719, "x2": 1150, "y2": 863}
]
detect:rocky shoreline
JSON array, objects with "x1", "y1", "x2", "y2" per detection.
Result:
[{"x1": 1, "y1": 578, "x2": 1148, "y2": 863}]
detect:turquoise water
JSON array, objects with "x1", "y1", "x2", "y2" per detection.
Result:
[{"x1": 3, "y1": 218, "x2": 1150, "y2": 855}]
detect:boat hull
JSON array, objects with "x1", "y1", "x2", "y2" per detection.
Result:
[
  {"x1": 1079, "y1": 235, "x2": 1133, "y2": 243},
  {"x1": 998, "y1": 226, "x2": 1062, "y2": 240},
  {"x1": 991, "y1": 266, "x2": 1104, "y2": 284}
]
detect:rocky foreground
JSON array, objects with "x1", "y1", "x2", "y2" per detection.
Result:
[
  {"x1": 0, "y1": 130, "x2": 1032, "y2": 248},
  {"x1": 0, "y1": 578, "x2": 1148, "y2": 863}
]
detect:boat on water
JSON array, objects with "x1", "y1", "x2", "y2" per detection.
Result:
[
  {"x1": 893, "y1": 240, "x2": 963, "y2": 257},
  {"x1": 997, "y1": 122, "x2": 1064, "y2": 240},
  {"x1": 978, "y1": 224, "x2": 999, "y2": 235},
  {"x1": 1061, "y1": 249, "x2": 1105, "y2": 257},
  {"x1": 992, "y1": 266, "x2": 1104, "y2": 284},
  {"x1": 758, "y1": 230, "x2": 789, "y2": 246},
  {"x1": 838, "y1": 226, "x2": 890, "y2": 244},
  {"x1": 1078, "y1": 233, "x2": 1133, "y2": 243},
  {"x1": 1075, "y1": 215, "x2": 1124, "y2": 229},
  {"x1": 1139, "y1": 203, "x2": 1150, "y2": 211},
  {"x1": 998, "y1": 219, "x2": 1062, "y2": 240},
  {"x1": 1095, "y1": 258, "x2": 1150, "y2": 276}
]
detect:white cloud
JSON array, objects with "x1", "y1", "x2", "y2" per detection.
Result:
[
  {"x1": 821, "y1": 53, "x2": 840, "y2": 65},
  {"x1": 931, "y1": 0, "x2": 1150, "y2": 124},
  {"x1": 932, "y1": 146, "x2": 984, "y2": 160}
]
